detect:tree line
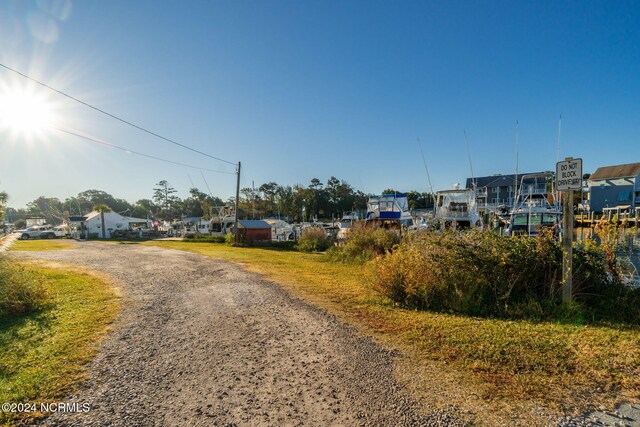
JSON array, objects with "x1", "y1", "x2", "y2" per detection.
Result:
[{"x1": 2, "y1": 177, "x2": 434, "y2": 226}]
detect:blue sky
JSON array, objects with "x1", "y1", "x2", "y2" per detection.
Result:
[{"x1": 1, "y1": 0, "x2": 639, "y2": 208}]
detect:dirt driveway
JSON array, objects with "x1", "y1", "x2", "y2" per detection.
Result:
[{"x1": 12, "y1": 242, "x2": 463, "y2": 426}]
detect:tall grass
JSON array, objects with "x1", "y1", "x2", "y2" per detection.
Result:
[
  {"x1": 296, "y1": 227, "x2": 331, "y2": 252},
  {"x1": 328, "y1": 222, "x2": 401, "y2": 263},
  {"x1": 372, "y1": 230, "x2": 640, "y2": 323},
  {"x1": 0, "y1": 257, "x2": 50, "y2": 319}
]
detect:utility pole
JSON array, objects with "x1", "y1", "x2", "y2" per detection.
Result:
[{"x1": 234, "y1": 161, "x2": 241, "y2": 244}]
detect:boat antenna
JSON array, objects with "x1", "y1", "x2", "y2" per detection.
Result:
[
  {"x1": 187, "y1": 173, "x2": 196, "y2": 189},
  {"x1": 464, "y1": 131, "x2": 476, "y2": 189},
  {"x1": 417, "y1": 138, "x2": 434, "y2": 195}
]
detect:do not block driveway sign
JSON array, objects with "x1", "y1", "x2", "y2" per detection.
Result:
[{"x1": 556, "y1": 158, "x2": 582, "y2": 191}]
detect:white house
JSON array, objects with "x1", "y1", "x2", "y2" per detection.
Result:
[{"x1": 83, "y1": 211, "x2": 148, "y2": 238}]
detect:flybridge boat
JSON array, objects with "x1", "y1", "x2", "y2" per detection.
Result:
[
  {"x1": 365, "y1": 193, "x2": 413, "y2": 228},
  {"x1": 508, "y1": 173, "x2": 562, "y2": 236},
  {"x1": 435, "y1": 188, "x2": 480, "y2": 228}
]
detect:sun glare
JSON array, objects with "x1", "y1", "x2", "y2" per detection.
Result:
[{"x1": 0, "y1": 85, "x2": 56, "y2": 139}]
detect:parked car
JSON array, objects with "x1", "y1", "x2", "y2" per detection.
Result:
[
  {"x1": 19, "y1": 226, "x2": 56, "y2": 240},
  {"x1": 51, "y1": 226, "x2": 70, "y2": 238}
]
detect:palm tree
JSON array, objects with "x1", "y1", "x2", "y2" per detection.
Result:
[{"x1": 94, "y1": 204, "x2": 112, "y2": 239}]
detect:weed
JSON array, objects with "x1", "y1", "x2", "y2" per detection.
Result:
[
  {"x1": 0, "y1": 258, "x2": 50, "y2": 319},
  {"x1": 328, "y1": 222, "x2": 401, "y2": 263},
  {"x1": 296, "y1": 227, "x2": 330, "y2": 252}
]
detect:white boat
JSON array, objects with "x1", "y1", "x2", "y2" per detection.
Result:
[
  {"x1": 264, "y1": 218, "x2": 296, "y2": 241},
  {"x1": 365, "y1": 193, "x2": 413, "y2": 228},
  {"x1": 435, "y1": 188, "x2": 480, "y2": 228},
  {"x1": 207, "y1": 206, "x2": 237, "y2": 236},
  {"x1": 336, "y1": 211, "x2": 360, "y2": 240},
  {"x1": 508, "y1": 173, "x2": 561, "y2": 236}
]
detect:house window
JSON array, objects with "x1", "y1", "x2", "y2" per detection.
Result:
[
  {"x1": 618, "y1": 191, "x2": 631, "y2": 202},
  {"x1": 492, "y1": 187, "x2": 499, "y2": 194}
]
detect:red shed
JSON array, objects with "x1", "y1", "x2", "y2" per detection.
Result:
[{"x1": 237, "y1": 220, "x2": 272, "y2": 244}]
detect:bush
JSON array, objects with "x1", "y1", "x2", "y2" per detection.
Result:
[
  {"x1": 297, "y1": 227, "x2": 330, "y2": 253},
  {"x1": 224, "y1": 232, "x2": 235, "y2": 245},
  {"x1": 185, "y1": 234, "x2": 226, "y2": 243},
  {"x1": 371, "y1": 229, "x2": 640, "y2": 323},
  {"x1": 328, "y1": 223, "x2": 401, "y2": 263},
  {"x1": 0, "y1": 258, "x2": 50, "y2": 319}
]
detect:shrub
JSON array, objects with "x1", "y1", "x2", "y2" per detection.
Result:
[
  {"x1": 371, "y1": 229, "x2": 639, "y2": 323},
  {"x1": 0, "y1": 258, "x2": 50, "y2": 319},
  {"x1": 224, "y1": 232, "x2": 235, "y2": 245},
  {"x1": 185, "y1": 234, "x2": 226, "y2": 243},
  {"x1": 328, "y1": 222, "x2": 401, "y2": 263},
  {"x1": 297, "y1": 227, "x2": 330, "y2": 253}
]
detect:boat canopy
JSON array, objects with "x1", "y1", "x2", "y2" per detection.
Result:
[{"x1": 366, "y1": 193, "x2": 410, "y2": 220}]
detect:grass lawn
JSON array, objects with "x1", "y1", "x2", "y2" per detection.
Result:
[
  {"x1": 145, "y1": 240, "x2": 640, "y2": 425},
  {"x1": 9, "y1": 240, "x2": 75, "y2": 251},
  {"x1": 0, "y1": 262, "x2": 120, "y2": 426}
]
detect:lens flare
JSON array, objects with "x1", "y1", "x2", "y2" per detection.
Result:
[{"x1": 0, "y1": 85, "x2": 56, "y2": 139}]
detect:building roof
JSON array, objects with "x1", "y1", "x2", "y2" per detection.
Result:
[
  {"x1": 589, "y1": 163, "x2": 640, "y2": 181},
  {"x1": 83, "y1": 211, "x2": 147, "y2": 223},
  {"x1": 465, "y1": 172, "x2": 544, "y2": 189},
  {"x1": 238, "y1": 220, "x2": 271, "y2": 229}
]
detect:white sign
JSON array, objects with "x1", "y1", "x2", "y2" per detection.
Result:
[{"x1": 556, "y1": 158, "x2": 583, "y2": 191}]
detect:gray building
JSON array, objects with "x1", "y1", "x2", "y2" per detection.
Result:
[
  {"x1": 587, "y1": 162, "x2": 640, "y2": 214},
  {"x1": 465, "y1": 172, "x2": 545, "y2": 209}
]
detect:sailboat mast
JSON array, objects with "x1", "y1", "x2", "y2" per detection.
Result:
[
  {"x1": 464, "y1": 131, "x2": 475, "y2": 188},
  {"x1": 418, "y1": 138, "x2": 434, "y2": 197},
  {"x1": 515, "y1": 121, "x2": 519, "y2": 205},
  {"x1": 555, "y1": 115, "x2": 562, "y2": 205},
  {"x1": 556, "y1": 115, "x2": 562, "y2": 162}
]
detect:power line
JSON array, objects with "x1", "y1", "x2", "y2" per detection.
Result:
[
  {"x1": 56, "y1": 127, "x2": 235, "y2": 175},
  {"x1": 0, "y1": 62, "x2": 237, "y2": 166}
]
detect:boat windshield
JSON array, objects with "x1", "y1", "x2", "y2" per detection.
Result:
[{"x1": 511, "y1": 213, "x2": 560, "y2": 234}]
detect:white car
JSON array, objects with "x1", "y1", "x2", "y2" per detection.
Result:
[
  {"x1": 19, "y1": 226, "x2": 56, "y2": 240},
  {"x1": 51, "y1": 226, "x2": 70, "y2": 238}
]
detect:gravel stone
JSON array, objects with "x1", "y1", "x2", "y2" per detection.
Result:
[{"x1": 11, "y1": 241, "x2": 467, "y2": 426}]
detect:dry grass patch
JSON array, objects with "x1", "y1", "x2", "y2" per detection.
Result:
[{"x1": 9, "y1": 240, "x2": 74, "y2": 252}]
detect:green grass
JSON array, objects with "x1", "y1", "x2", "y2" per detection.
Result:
[
  {"x1": 9, "y1": 240, "x2": 74, "y2": 251},
  {"x1": 0, "y1": 262, "x2": 120, "y2": 426},
  {"x1": 144, "y1": 240, "x2": 640, "y2": 422}
]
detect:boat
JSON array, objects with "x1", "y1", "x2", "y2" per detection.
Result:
[
  {"x1": 365, "y1": 193, "x2": 413, "y2": 228},
  {"x1": 434, "y1": 187, "x2": 480, "y2": 228},
  {"x1": 263, "y1": 218, "x2": 296, "y2": 241},
  {"x1": 336, "y1": 211, "x2": 360, "y2": 240},
  {"x1": 207, "y1": 206, "x2": 237, "y2": 236},
  {"x1": 508, "y1": 173, "x2": 561, "y2": 236}
]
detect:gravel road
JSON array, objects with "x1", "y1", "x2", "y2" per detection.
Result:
[{"x1": 11, "y1": 241, "x2": 465, "y2": 426}]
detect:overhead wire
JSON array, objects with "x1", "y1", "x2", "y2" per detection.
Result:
[
  {"x1": 55, "y1": 127, "x2": 236, "y2": 175},
  {"x1": 0, "y1": 62, "x2": 237, "y2": 166}
]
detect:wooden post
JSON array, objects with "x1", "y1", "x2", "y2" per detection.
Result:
[{"x1": 562, "y1": 190, "x2": 574, "y2": 303}]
